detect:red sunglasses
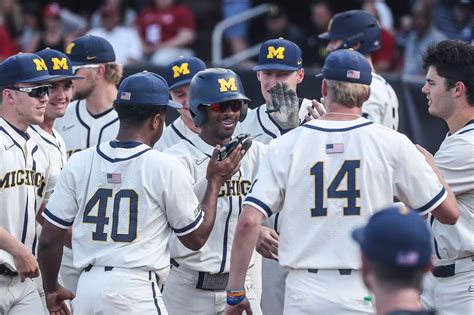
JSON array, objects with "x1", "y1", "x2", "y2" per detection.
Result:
[{"x1": 209, "y1": 100, "x2": 244, "y2": 113}]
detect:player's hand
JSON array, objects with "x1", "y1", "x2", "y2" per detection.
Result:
[
  {"x1": 45, "y1": 285, "x2": 75, "y2": 315},
  {"x1": 304, "y1": 98, "x2": 327, "y2": 121},
  {"x1": 416, "y1": 145, "x2": 436, "y2": 168},
  {"x1": 256, "y1": 226, "x2": 279, "y2": 260},
  {"x1": 225, "y1": 297, "x2": 252, "y2": 315},
  {"x1": 207, "y1": 144, "x2": 244, "y2": 184},
  {"x1": 11, "y1": 243, "x2": 39, "y2": 282},
  {"x1": 266, "y1": 81, "x2": 299, "y2": 130}
]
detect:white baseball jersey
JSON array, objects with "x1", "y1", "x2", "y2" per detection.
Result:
[
  {"x1": 28, "y1": 125, "x2": 67, "y2": 203},
  {"x1": 0, "y1": 118, "x2": 52, "y2": 270},
  {"x1": 165, "y1": 134, "x2": 266, "y2": 273},
  {"x1": 235, "y1": 98, "x2": 312, "y2": 143},
  {"x1": 54, "y1": 100, "x2": 119, "y2": 158},
  {"x1": 244, "y1": 117, "x2": 447, "y2": 270},
  {"x1": 363, "y1": 72, "x2": 399, "y2": 130},
  {"x1": 429, "y1": 120, "x2": 474, "y2": 264},
  {"x1": 43, "y1": 140, "x2": 203, "y2": 271},
  {"x1": 154, "y1": 117, "x2": 198, "y2": 151}
]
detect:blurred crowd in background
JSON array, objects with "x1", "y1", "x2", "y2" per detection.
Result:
[{"x1": 0, "y1": 0, "x2": 472, "y2": 75}]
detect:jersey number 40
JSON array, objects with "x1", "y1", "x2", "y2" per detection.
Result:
[
  {"x1": 83, "y1": 188, "x2": 138, "y2": 242},
  {"x1": 310, "y1": 160, "x2": 361, "y2": 217}
]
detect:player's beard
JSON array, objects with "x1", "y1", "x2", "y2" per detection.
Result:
[{"x1": 73, "y1": 85, "x2": 95, "y2": 101}]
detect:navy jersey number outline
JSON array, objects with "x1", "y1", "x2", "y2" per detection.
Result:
[
  {"x1": 83, "y1": 188, "x2": 138, "y2": 242},
  {"x1": 310, "y1": 160, "x2": 361, "y2": 217}
]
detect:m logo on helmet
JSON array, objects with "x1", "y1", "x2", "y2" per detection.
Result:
[
  {"x1": 65, "y1": 43, "x2": 75, "y2": 55},
  {"x1": 218, "y1": 78, "x2": 238, "y2": 92},
  {"x1": 266, "y1": 46, "x2": 285, "y2": 60},
  {"x1": 32, "y1": 58, "x2": 48, "y2": 71},
  {"x1": 172, "y1": 63, "x2": 190, "y2": 78},
  {"x1": 52, "y1": 57, "x2": 69, "y2": 70}
]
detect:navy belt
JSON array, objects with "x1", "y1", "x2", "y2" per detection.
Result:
[
  {"x1": 84, "y1": 264, "x2": 114, "y2": 272},
  {"x1": 432, "y1": 264, "x2": 455, "y2": 278},
  {"x1": 0, "y1": 264, "x2": 18, "y2": 277},
  {"x1": 308, "y1": 269, "x2": 353, "y2": 275}
]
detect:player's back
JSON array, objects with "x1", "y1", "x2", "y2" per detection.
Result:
[
  {"x1": 252, "y1": 117, "x2": 445, "y2": 270},
  {"x1": 46, "y1": 140, "x2": 199, "y2": 272}
]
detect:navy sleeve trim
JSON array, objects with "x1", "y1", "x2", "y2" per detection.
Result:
[
  {"x1": 43, "y1": 208, "x2": 73, "y2": 227},
  {"x1": 173, "y1": 209, "x2": 203, "y2": 234},
  {"x1": 244, "y1": 196, "x2": 272, "y2": 217},
  {"x1": 414, "y1": 187, "x2": 446, "y2": 213}
]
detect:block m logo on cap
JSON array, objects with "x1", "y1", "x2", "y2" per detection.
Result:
[
  {"x1": 65, "y1": 43, "x2": 75, "y2": 55},
  {"x1": 266, "y1": 46, "x2": 285, "y2": 60},
  {"x1": 218, "y1": 78, "x2": 237, "y2": 92},
  {"x1": 52, "y1": 57, "x2": 69, "y2": 70},
  {"x1": 32, "y1": 58, "x2": 48, "y2": 71},
  {"x1": 172, "y1": 63, "x2": 190, "y2": 78}
]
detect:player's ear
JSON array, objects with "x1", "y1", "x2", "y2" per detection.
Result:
[
  {"x1": 364, "y1": 87, "x2": 371, "y2": 102},
  {"x1": 296, "y1": 68, "x2": 304, "y2": 84},
  {"x1": 321, "y1": 79, "x2": 328, "y2": 97},
  {"x1": 151, "y1": 113, "x2": 162, "y2": 130}
]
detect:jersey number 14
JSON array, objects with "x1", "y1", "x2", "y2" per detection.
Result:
[
  {"x1": 83, "y1": 188, "x2": 138, "y2": 242},
  {"x1": 310, "y1": 160, "x2": 361, "y2": 217}
]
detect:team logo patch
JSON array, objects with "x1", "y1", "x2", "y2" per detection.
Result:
[
  {"x1": 32, "y1": 58, "x2": 48, "y2": 71},
  {"x1": 326, "y1": 143, "x2": 344, "y2": 154},
  {"x1": 218, "y1": 77, "x2": 238, "y2": 92},
  {"x1": 51, "y1": 57, "x2": 69, "y2": 70},
  {"x1": 120, "y1": 92, "x2": 131, "y2": 100},
  {"x1": 172, "y1": 63, "x2": 190, "y2": 78},
  {"x1": 266, "y1": 46, "x2": 285, "y2": 60},
  {"x1": 346, "y1": 70, "x2": 360, "y2": 79}
]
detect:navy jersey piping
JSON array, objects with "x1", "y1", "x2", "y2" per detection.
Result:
[
  {"x1": 98, "y1": 117, "x2": 119, "y2": 144},
  {"x1": 303, "y1": 121, "x2": 373, "y2": 132},
  {"x1": 96, "y1": 145, "x2": 151, "y2": 163},
  {"x1": 219, "y1": 196, "x2": 233, "y2": 274},
  {"x1": 256, "y1": 106, "x2": 277, "y2": 139},
  {"x1": 75, "y1": 100, "x2": 91, "y2": 148}
]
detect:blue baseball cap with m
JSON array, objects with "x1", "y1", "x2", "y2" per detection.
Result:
[
  {"x1": 253, "y1": 38, "x2": 303, "y2": 71},
  {"x1": 352, "y1": 206, "x2": 432, "y2": 268},
  {"x1": 164, "y1": 56, "x2": 207, "y2": 90},
  {"x1": 316, "y1": 49, "x2": 372, "y2": 85},
  {"x1": 0, "y1": 53, "x2": 61, "y2": 87},
  {"x1": 65, "y1": 35, "x2": 116, "y2": 66},
  {"x1": 36, "y1": 48, "x2": 83, "y2": 80},
  {"x1": 114, "y1": 71, "x2": 182, "y2": 109}
]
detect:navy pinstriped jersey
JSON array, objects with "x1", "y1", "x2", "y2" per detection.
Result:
[
  {"x1": 0, "y1": 118, "x2": 52, "y2": 271},
  {"x1": 43, "y1": 140, "x2": 203, "y2": 271},
  {"x1": 54, "y1": 100, "x2": 119, "y2": 158}
]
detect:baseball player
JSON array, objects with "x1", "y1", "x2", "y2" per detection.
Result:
[
  {"x1": 225, "y1": 49, "x2": 459, "y2": 315},
  {"x1": 54, "y1": 35, "x2": 122, "y2": 158},
  {"x1": 154, "y1": 56, "x2": 207, "y2": 151},
  {"x1": 319, "y1": 10, "x2": 400, "y2": 130},
  {"x1": 38, "y1": 71, "x2": 243, "y2": 315},
  {"x1": 352, "y1": 206, "x2": 436, "y2": 315},
  {"x1": 162, "y1": 68, "x2": 265, "y2": 315},
  {"x1": 0, "y1": 53, "x2": 57, "y2": 314},
  {"x1": 418, "y1": 40, "x2": 474, "y2": 315}
]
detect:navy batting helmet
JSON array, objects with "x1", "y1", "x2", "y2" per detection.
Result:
[
  {"x1": 319, "y1": 10, "x2": 381, "y2": 55},
  {"x1": 189, "y1": 68, "x2": 250, "y2": 127}
]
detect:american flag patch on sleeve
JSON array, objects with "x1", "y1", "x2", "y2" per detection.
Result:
[
  {"x1": 326, "y1": 143, "x2": 344, "y2": 154},
  {"x1": 107, "y1": 173, "x2": 122, "y2": 184}
]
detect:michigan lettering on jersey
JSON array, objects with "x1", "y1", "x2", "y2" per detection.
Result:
[
  {"x1": 51, "y1": 57, "x2": 69, "y2": 70},
  {"x1": 218, "y1": 179, "x2": 252, "y2": 197},
  {"x1": 218, "y1": 78, "x2": 238, "y2": 92},
  {"x1": 266, "y1": 46, "x2": 285, "y2": 60},
  {"x1": 0, "y1": 169, "x2": 46, "y2": 197},
  {"x1": 172, "y1": 63, "x2": 190, "y2": 78},
  {"x1": 32, "y1": 58, "x2": 48, "y2": 71}
]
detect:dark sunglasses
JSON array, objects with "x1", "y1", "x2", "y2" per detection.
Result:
[
  {"x1": 7, "y1": 85, "x2": 51, "y2": 98},
  {"x1": 209, "y1": 100, "x2": 244, "y2": 113}
]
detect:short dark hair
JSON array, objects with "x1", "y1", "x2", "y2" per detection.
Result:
[
  {"x1": 423, "y1": 40, "x2": 474, "y2": 105},
  {"x1": 114, "y1": 103, "x2": 166, "y2": 124},
  {"x1": 370, "y1": 260, "x2": 426, "y2": 291}
]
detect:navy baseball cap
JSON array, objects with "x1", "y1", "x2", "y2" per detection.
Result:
[
  {"x1": 352, "y1": 206, "x2": 432, "y2": 268},
  {"x1": 253, "y1": 38, "x2": 303, "y2": 71},
  {"x1": 114, "y1": 71, "x2": 182, "y2": 108},
  {"x1": 164, "y1": 56, "x2": 207, "y2": 90},
  {"x1": 36, "y1": 48, "x2": 83, "y2": 80},
  {"x1": 65, "y1": 35, "x2": 116, "y2": 66},
  {"x1": 0, "y1": 53, "x2": 61, "y2": 87},
  {"x1": 316, "y1": 49, "x2": 372, "y2": 85}
]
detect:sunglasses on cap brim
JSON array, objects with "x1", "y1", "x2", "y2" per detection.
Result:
[{"x1": 6, "y1": 85, "x2": 52, "y2": 98}]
